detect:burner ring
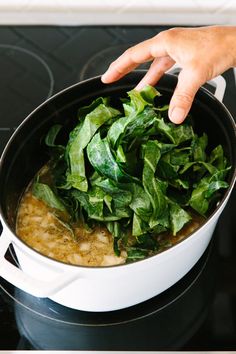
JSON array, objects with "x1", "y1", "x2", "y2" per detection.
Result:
[
  {"x1": 79, "y1": 43, "x2": 149, "y2": 81},
  {"x1": 0, "y1": 44, "x2": 55, "y2": 131},
  {"x1": 0, "y1": 44, "x2": 54, "y2": 99}
]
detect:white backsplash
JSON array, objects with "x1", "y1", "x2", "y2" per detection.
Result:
[{"x1": 0, "y1": 0, "x2": 236, "y2": 25}]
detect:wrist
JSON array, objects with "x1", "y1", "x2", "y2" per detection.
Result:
[{"x1": 225, "y1": 26, "x2": 236, "y2": 68}]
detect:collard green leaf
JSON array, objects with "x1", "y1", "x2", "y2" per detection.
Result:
[
  {"x1": 132, "y1": 213, "x2": 149, "y2": 237},
  {"x1": 87, "y1": 133, "x2": 138, "y2": 184},
  {"x1": 169, "y1": 178, "x2": 190, "y2": 190},
  {"x1": 156, "y1": 142, "x2": 176, "y2": 155},
  {"x1": 72, "y1": 186, "x2": 105, "y2": 220},
  {"x1": 44, "y1": 125, "x2": 66, "y2": 166},
  {"x1": 32, "y1": 182, "x2": 66, "y2": 212},
  {"x1": 126, "y1": 247, "x2": 150, "y2": 261},
  {"x1": 67, "y1": 103, "x2": 121, "y2": 192},
  {"x1": 116, "y1": 145, "x2": 126, "y2": 163},
  {"x1": 106, "y1": 221, "x2": 121, "y2": 239},
  {"x1": 189, "y1": 177, "x2": 210, "y2": 215},
  {"x1": 191, "y1": 133, "x2": 208, "y2": 162},
  {"x1": 169, "y1": 147, "x2": 191, "y2": 166},
  {"x1": 155, "y1": 118, "x2": 194, "y2": 145},
  {"x1": 95, "y1": 178, "x2": 128, "y2": 195},
  {"x1": 107, "y1": 116, "x2": 130, "y2": 148},
  {"x1": 50, "y1": 212, "x2": 75, "y2": 239},
  {"x1": 180, "y1": 161, "x2": 217, "y2": 176},
  {"x1": 126, "y1": 231, "x2": 159, "y2": 261},
  {"x1": 124, "y1": 107, "x2": 157, "y2": 144},
  {"x1": 171, "y1": 123, "x2": 194, "y2": 145},
  {"x1": 107, "y1": 106, "x2": 157, "y2": 150},
  {"x1": 128, "y1": 183, "x2": 152, "y2": 223},
  {"x1": 204, "y1": 180, "x2": 229, "y2": 198},
  {"x1": 156, "y1": 160, "x2": 179, "y2": 180},
  {"x1": 43, "y1": 126, "x2": 68, "y2": 189},
  {"x1": 105, "y1": 221, "x2": 127, "y2": 256},
  {"x1": 139, "y1": 85, "x2": 161, "y2": 104},
  {"x1": 94, "y1": 179, "x2": 133, "y2": 223},
  {"x1": 209, "y1": 145, "x2": 228, "y2": 170},
  {"x1": 72, "y1": 184, "x2": 131, "y2": 222},
  {"x1": 210, "y1": 166, "x2": 231, "y2": 181},
  {"x1": 108, "y1": 86, "x2": 160, "y2": 148},
  {"x1": 45, "y1": 124, "x2": 64, "y2": 148},
  {"x1": 104, "y1": 194, "x2": 113, "y2": 213},
  {"x1": 127, "y1": 85, "x2": 160, "y2": 114},
  {"x1": 189, "y1": 172, "x2": 229, "y2": 215},
  {"x1": 142, "y1": 140, "x2": 169, "y2": 228},
  {"x1": 77, "y1": 97, "x2": 109, "y2": 119},
  {"x1": 169, "y1": 202, "x2": 191, "y2": 235}
]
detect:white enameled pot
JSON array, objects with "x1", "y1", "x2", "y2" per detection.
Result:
[{"x1": 0, "y1": 72, "x2": 235, "y2": 312}]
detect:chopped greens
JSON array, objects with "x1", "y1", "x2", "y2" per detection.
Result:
[{"x1": 32, "y1": 85, "x2": 230, "y2": 262}]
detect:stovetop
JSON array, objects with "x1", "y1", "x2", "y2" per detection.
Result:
[{"x1": 0, "y1": 25, "x2": 235, "y2": 351}]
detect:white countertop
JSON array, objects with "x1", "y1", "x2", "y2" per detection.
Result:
[{"x1": 0, "y1": 0, "x2": 236, "y2": 25}]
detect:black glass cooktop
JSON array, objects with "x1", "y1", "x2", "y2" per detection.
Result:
[{"x1": 0, "y1": 25, "x2": 235, "y2": 351}]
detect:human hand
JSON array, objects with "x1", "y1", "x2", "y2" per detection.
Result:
[{"x1": 101, "y1": 26, "x2": 236, "y2": 124}]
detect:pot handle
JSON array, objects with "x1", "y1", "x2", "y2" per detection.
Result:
[
  {"x1": 0, "y1": 231, "x2": 78, "y2": 297},
  {"x1": 166, "y1": 65, "x2": 226, "y2": 102}
]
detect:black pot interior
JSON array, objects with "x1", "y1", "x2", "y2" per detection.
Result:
[{"x1": 0, "y1": 71, "x2": 235, "y2": 233}]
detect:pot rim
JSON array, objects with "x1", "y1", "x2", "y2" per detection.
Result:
[{"x1": 0, "y1": 71, "x2": 236, "y2": 270}]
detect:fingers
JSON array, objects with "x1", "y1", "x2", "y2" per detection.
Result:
[
  {"x1": 135, "y1": 56, "x2": 175, "y2": 90},
  {"x1": 169, "y1": 67, "x2": 206, "y2": 124},
  {"x1": 101, "y1": 34, "x2": 168, "y2": 83},
  {"x1": 101, "y1": 30, "x2": 208, "y2": 125}
]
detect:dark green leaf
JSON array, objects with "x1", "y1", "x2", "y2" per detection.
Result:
[
  {"x1": 191, "y1": 133, "x2": 208, "y2": 162},
  {"x1": 142, "y1": 140, "x2": 168, "y2": 227},
  {"x1": 87, "y1": 133, "x2": 138, "y2": 184},
  {"x1": 32, "y1": 182, "x2": 66, "y2": 212},
  {"x1": 132, "y1": 213, "x2": 149, "y2": 237},
  {"x1": 129, "y1": 183, "x2": 152, "y2": 222},
  {"x1": 77, "y1": 97, "x2": 109, "y2": 119},
  {"x1": 108, "y1": 86, "x2": 160, "y2": 148},
  {"x1": 169, "y1": 147, "x2": 191, "y2": 165},
  {"x1": 156, "y1": 160, "x2": 179, "y2": 180},
  {"x1": 45, "y1": 124, "x2": 64, "y2": 148},
  {"x1": 72, "y1": 186, "x2": 104, "y2": 220},
  {"x1": 169, "y1": 202, "x2": 192, "y2": 235},
  {"x1": 126, "y1": 247, "x2": 150, "y2": 261},
  {"x1": 180, "y1": 161, "x2": 217, "y2": 175},
  {"x1": 189, "y1": 172, "x2": 229, "y2": 215},
  {"x1": 204, "y1": 180, "x2": 229, "y2": 198},
  {"x1": 209, "y1": 145, "x2": 228, "y2": 170},
  {"x1": 67, "y1": 103, "x2": 120, "y2": 192},
  {"x1": 189, "y1": 178, "x2": 210, "y2": 215}
]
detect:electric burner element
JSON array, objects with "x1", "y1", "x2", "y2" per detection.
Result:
[
  {"x1": 0, "y1": 44, "x2": 54, "y2": 131},
  {"x1": 79, "y1": 44, "x2": 150, "y2": 81},
  {"x1": 0, "y1": 241, "x2": 216, "y2": 350}
]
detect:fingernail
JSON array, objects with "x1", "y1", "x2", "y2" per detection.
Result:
[
  {"x1": 169, "y1": 107, "x2": 186, "y2": 124},
  {"x1": 101, "y1": 72, "x2": 109, "y2": 83}
]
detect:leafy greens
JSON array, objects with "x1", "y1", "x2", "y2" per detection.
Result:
[{"x1": 32, "y1": 86, "x2": 230, "y2": 262}]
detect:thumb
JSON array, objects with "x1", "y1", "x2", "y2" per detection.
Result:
[{"x1": 169, "y1": 68, "x2": 205, "y2": 124}]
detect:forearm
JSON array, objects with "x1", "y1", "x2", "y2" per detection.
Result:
[{"x1": 225, "y1": 26, "x2": 236, "y2": 67}]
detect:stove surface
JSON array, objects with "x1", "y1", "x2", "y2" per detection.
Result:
[{"x1": 0, "y1": 25, "x2": 235, "y2": 351}]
